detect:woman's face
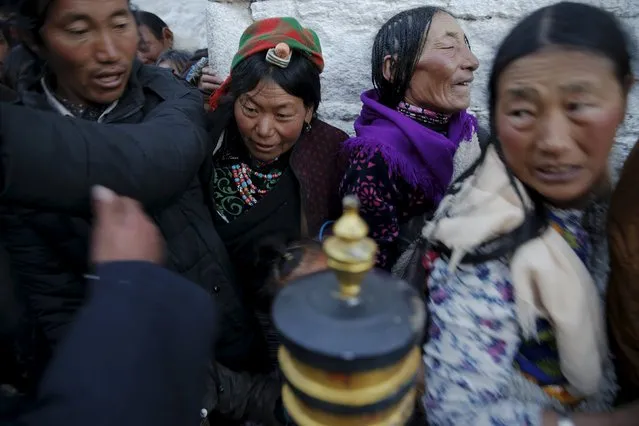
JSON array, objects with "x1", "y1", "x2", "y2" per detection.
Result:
[
  {"x1": 234, "y1": 79, "x2": 313, "y2": 162},
  {"x1": 405, "y1": 12, "x2": 479, "y2": 113},
  {"x1": 40, "y1": 0, "x2": 138, "y2": 105},
  {"x1": 496, "y1": 48, "x2": 629, "y2": 206},
  {"x1": 137, "y1": 24, "x2": 171, "y2": 65}
]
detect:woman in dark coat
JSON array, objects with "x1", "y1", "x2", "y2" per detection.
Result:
[
  {"x1": 198, "y1": 18, "x2": 348, "y2": 425},
  {"x1": 203, "y1": 17, "x2": 348, "y2": 313}
]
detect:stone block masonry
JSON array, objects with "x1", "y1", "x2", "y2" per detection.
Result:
[{"x1": 137, "y1": 0, "x2": 638, "y2": 166}]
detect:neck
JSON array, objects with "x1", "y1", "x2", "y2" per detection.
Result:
[{"x1": 397, "y1": 100, "x2": 452, "y2": 130}]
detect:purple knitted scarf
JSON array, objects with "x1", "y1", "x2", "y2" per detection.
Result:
[{"x1": 343, "y1": 89, "x2": 478, "y2": 203}]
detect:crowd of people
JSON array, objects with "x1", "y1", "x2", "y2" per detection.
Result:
[{"x1": 0, "y1": 0, "x2": 638, "y2": 425}]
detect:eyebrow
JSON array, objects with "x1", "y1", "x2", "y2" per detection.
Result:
[
  {"x1": 244, "y1": 95, "x2": 295, "y2": 110},
  {"x1": 504, "y1": 87, "x2": 539, "y2": 101},
  {"x1": 61, "y1": 9, "x2": 130, "y2": 23},
  {"x1": 439, "y1": 31, "x2": 462, "y2": 41},
  {"x1": 558, "y1": 81, "x2": 595, "y2": 94}
]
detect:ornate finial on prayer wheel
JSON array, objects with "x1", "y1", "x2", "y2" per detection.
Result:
[
  {"x1": 323, "y1": 195, "x2": 376, "y2": 300},
  {"x1": 272, "y1": 196, "x2": 426, "y2": 426}
]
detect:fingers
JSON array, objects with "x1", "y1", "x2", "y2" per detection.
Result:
[
  {"x1": 92, "y1": 185, "x2": 119, "y2": 226},
  {"x1": 200, "y1": 67, "x2": 225, "y2": 85}
]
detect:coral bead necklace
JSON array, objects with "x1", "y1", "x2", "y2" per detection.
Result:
[{"x1": 231, "y1": 163, "x2": 283, "y2": 206}]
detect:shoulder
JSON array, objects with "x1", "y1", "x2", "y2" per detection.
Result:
[
  {"x1": 294, "y1": 118, "x2": 349, "y2": 165},
  {"x1": 309, "y1": 119, "x2": 349, "y2": 143},
  {"x1": 343, "y1": 146, "x2": 394, "y2": 180},
  {"x1": 134, "y1": 62, "x2": 199, "y2": 102}
]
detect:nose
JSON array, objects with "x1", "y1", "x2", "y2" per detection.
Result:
[
  {"x1": 461, "y1": 45, "x2": 479, "y2": 72},
  {"x1": 94, "y1": 31, "x2": 120, "y2": 63},
  {"x1": 255, "y1": 115, "x2": 275, "y2": 138},
  {"x1": 538, "y1": 109, "x2": 573, "y2": 156}
]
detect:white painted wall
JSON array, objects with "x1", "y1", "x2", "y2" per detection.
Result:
[
  {"x1": 131, "y1": 0, "x2": 209, "y2": 51},
  {"x1": 135, "y1": 0, "x2": 639, "y2": 159}
]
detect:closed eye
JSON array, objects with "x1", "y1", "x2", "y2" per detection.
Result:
[
  {"x1": 67, "y1": 28, "x2": 88, "y2": 35},
  {"x1": 508, "y1": 109, "x2": 533, "y2": 117},
  {"x1": 566, "y1": 102, "x2": 587, "y2": 112}
]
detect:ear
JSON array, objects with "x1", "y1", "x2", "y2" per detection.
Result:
[
  {"x1": 304, "y1": 107, "x2": 314, "y2": 124},
  {"x1": 382, "y1": 54, "x2": 396, "y2": 82},
  {"x1": 162, "y1": 27, "x2": 174, "y2": 48}
]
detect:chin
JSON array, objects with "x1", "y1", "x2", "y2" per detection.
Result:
[
  {"x1": 453, "y1": 99, "x2": 471, "y2": 112},
  {"x1": 540, "y1": 187, "x2": 592, "y2": 208},
  {"x1": 88, "y1": 88, "x2": 126, "y2": 105}
]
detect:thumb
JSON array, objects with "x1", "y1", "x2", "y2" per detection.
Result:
[{"x1": 91, "y1": 185, "x2": 117, "y2": 226}]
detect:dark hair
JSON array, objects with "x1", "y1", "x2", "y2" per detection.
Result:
[
  {"x1": 156, "y1": 49, "x2": 191, "y2": 75},
  {"x1": 371, "y1": 6, "x2": 448, "y2": 108},
  {"x1": 207, "y1": 51, "x2": 321, "y2": 135},
  {"x1": 443, "y1": 2, "x2": 636, "y2": 263},
  {"x1": 136, "y1": 10, "x2": 169, "y2": 40}
]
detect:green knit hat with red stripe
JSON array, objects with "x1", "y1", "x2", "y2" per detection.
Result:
[
  {"x1": 209, "y1": 17, "x2": 324, "y2": 109},
  {"x1": 232, "y1": 17, "x2": 324, "y2": 71}
]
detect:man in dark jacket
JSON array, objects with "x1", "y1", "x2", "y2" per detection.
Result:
[
  {"x1": 18, "y1": 186, "x2": 216, "y2": 426},
  {"x1": 0, "y1": 0, "x2": 273, "y2": 422}
]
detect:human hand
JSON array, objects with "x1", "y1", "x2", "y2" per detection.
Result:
[
  {"x1": 90, "y1": 186, "x2": 164, "y2": 265},
  {"x1": 198, "y1": 67, "x2": 225, "y2": 93}
]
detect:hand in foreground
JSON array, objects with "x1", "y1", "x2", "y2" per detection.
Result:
[
  {"x1": 90, "y1": 186, "x2": 164, "y2": 265},
  {"x1": 198, "y1": 67, "x2": 225, "y2": 93}
]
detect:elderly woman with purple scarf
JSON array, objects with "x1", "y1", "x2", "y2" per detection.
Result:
[{"x1": 340, "y1": 6, "x2": 484, "y2": 270}]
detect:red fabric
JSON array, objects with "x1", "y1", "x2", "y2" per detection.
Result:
[{"x1": 208, "y1": 77, "x2": 231, "y2": 110}]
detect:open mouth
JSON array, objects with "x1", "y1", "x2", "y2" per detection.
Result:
[
  {"x1": 93, "y1": 72, "x2": 125, "y2": 90},
  {"x1": 252, "y1": 141, "x2": 276, "y2": 152},
  {"x1": 535, "y1": 165, "x2": 582, "y2": 183},
  {"x1": 455, "y1": 80, "x2": 473, "y2": 87}
]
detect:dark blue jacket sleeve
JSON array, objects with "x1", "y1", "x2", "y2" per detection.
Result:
[{"x1": 18, "y1": 261, "x2": 215, "y2": 426}]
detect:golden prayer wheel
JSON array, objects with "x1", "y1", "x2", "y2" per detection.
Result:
[{"x1": 272, "y1": 196, "x2": 426, "y2": 426}]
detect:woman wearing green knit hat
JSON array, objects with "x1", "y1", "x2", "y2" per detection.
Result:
[{"x1": 200, "y1": 17, "x2": 349, "y2": 426}]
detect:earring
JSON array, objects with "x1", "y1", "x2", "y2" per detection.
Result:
[{"x1": 303, "y1": 122, "x2": 312, "y2": 133}]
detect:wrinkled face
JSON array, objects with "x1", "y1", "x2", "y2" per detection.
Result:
[
  {"x1": 234, "y1": 79, "x2": 313, "y2": 162},
  {"x1": 405, "y1": 12, "x2": 479, "y2": 113},
  {"x1": 137, "y1": 24, "x2": 170, "y2": 65},
  {"x1": 40, "y1": 0, "x2": 138, "y2": 105},
  {"x1": 496, "y1": 48, "x2": 628, "y2": 206}
]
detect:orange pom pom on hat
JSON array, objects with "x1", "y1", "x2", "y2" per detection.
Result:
[{"x1": 209, "y1": 17, "x2": 324, "y2": 110}]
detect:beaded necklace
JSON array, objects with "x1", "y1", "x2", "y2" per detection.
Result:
[
  {"x1": 397, "y1": 101, "x2": 452, "y2": 127},
  {"x1": 231, "y1": 162, "x2": 283, "y2": 206}
]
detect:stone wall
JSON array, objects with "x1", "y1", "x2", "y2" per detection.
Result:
[
  {"x1": 144, "y1": 0, "x2": 638, "y2": 158},
  {"x1": 132, "y1": 0, "x2": 209, "y2": 51}
]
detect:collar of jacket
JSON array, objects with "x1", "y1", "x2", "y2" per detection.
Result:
[{"x1": 15, "y1": 60, "x2": 147, "y2": 123}]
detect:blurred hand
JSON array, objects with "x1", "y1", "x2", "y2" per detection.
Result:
[
  {"x1": 90, "y1": 186, "x2": 164, "y2": 265},
  {"x1": 198, "y1": 67, "x2": 225, "y2": 93}
]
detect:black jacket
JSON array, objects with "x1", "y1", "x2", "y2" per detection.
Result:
[
  {"x1": 19, "y1": 261, "x2": 215, "y2": 426},
  {"x1": 0, "y1": 62, "x2": 259, "y2": 389}
]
